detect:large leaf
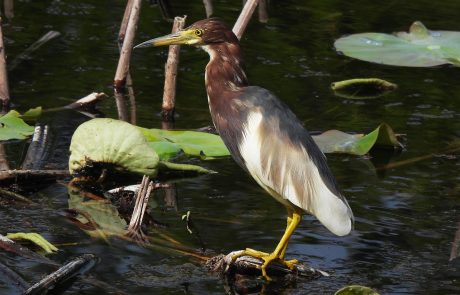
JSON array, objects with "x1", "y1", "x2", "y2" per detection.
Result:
[
  {"x1": 69, "y1": 118, "x2": 213, "y2": 178},
  {"x1": 334, "y1": 21, "x2": 460, "y2": 67},
  {"x1": 139, "y1": 128, "x2": 231, "y2": 159},
  {"x1": 312, "y1": 123, "x2": 402, "y2": 155},
  {"x1": 0, "y1": 110, "x2": 35, "y2": 140}
]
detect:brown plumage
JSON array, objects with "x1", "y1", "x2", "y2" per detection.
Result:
[{"x1": 135, "y1": 18, "x2": 353, "y2": 280}]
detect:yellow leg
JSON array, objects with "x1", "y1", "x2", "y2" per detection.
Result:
[{"x1": 232, "y1": 209, "x2": 302, "y2": 280}]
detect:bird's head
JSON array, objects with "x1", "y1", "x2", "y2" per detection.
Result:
[{"x1": 134, "y1": 18, "x2": 239, "y2": 49}]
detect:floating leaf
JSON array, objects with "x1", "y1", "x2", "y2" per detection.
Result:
[
  {"x1": 20, "y1": 107, "x2": 43, "y2": 122},
  {"x1": 312, "y1": 123, "x2": 402, "y2": 155},
  {"x1": 331, "y1": 78, "x2": 397, "y2": 99},
  {"x1": 0, "y1": 110, "x2": 35, "y2": 140},
  {"x1": 69, "y1": 118, "x2": 213, "y2": 178},
  {"x1": 334, "y1": 21, "x2": 460, "y2": 67},
  {"x1": 6, "y1": 232, "x2": 58, "y2": 254},
  {"x1": 335, "y1": 285, "x2": 380, "y2": 295},
  {"x1": 139, "y1": 128, "x2": 231, "y2": 159},
  {"x1": 68, "y1": 187, "x2": 127, "y2": 238}
]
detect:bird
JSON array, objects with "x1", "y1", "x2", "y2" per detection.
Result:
[{"x1": 135, "y1": 18, "x2": 354, "y2": 280}]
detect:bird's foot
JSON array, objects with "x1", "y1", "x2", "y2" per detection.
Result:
[{"x1": 232, "y1": 248, "x2": 299, "y2": 280}]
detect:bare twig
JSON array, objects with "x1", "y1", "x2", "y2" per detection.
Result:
[
  {"x1": 114, "y1": 0, "x2": 142, "y2": 91},
  {"x1": 258, "y1": 0, "x2": 269, "y2": 23},
  {"x1": 203, "y1": 0, "x2": 214, "y2": 18},
  {"x1": 233, "y1": 0, "x2": 259, "y2": 40},
  {"x1": 128, "y1": 176, "x2": 154, "y2": 233},
  {"x1": 118, "y1": 0, "x2": 134, "y2": 47},
  {"x1": 24, "y1": 254, "x2": 98, "y2": 295},
  {"x1": 0, "y1": 17, "x2": 10, "y2": 112},
  {"x1": 0, "y1": 187, "x2": 34, "y2": 204},
  {"x1": 9, "y1": 31, "x2": 61, "y2": 71},
  {"x1": 0, "y1": 144, "x2": 9, "y2": 170},
  {"x1": 161, "y1": 16, "x2": 187, "y2": 124},
  {"x1": 21, "y1": 125, "x2": 50, "y2": 170},
  {"x1": 4, "y1": 0, "x2": 14, "y2": 20},
  {"x1": 0, "y1": 169, "x2": 69, "y2": 181}
]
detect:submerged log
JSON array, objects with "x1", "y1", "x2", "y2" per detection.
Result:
[
  {"x1": 24, "y1": 254, "x2": 98, "y2": 295},
  {"x1": 206, "y1": 251, "x2": 328, "y2": 280}
]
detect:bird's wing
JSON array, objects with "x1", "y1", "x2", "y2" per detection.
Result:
[{"x1": 235, "y1": 86, "x2": 353, "y2": 236}]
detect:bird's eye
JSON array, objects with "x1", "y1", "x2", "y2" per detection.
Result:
[{"x1": 195, "y1": 29, "x2": 204, "y2": 36}]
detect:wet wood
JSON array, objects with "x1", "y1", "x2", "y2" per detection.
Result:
[
  {"x1": 0, "y1": 144, "x2": 9, "y2": 170},
  {"x1": 114, "y1": 0, "x2": 142, "y2": 91},
  {"x1": 128, "y1": 176, "x2": 154, "y2": 233},
  {"x1": 3, "y1": 0, "x2": 14, "y2": 20},
  {"x1": 9, "y1": 31, "x2": 61, "y2": 71},
  {"x1": 233, "y1": 0, "x2": 259, "y2": 40},
  {"x1": 114, "y1": 91, "x2": 129, "y2": 121},
  {"x1": 0, "y1": 187, "x2": 34, "y2": 204},
  {"x1": 203, "y1": 0, "x2": 214, "y2": 18},
  {"x1": 21, "y1": 125, "x2": 50, "y2": 170},
  {"x1": 206, "y1": 251, "x2": 328, "y2": 280},
  {"x1": 0, "y1": 169, "x2": 70, "y2": 181},
  {"x1": 161, "y1": 16, "x2": 187, "y2": 124},
  {"x1": 24, "y1": 254, "x2": 98, "y2": 295},
  {"x1": 0, "y1": 17, "x2": 10, "y2": 112},
  {"x1": 0, "y1": 234, "x2": 57, "y2": 265},
  {"x1": 258, "y1": 0, "x2": 269, "y2": 23}
]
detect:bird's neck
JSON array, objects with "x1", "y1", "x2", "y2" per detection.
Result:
[{"x1": 203, "y1": 43, "x2": 249, "y2": 99}]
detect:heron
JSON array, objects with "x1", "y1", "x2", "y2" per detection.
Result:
[{"x1": 135, "y1": 18, "x2": 354, "y2": 280}]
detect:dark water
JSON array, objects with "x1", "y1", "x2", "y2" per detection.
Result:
[{"x1": 1, "y1": 1, "x2": 460, "y2": 294}]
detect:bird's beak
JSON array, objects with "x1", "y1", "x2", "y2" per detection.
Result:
[{"x1": 134, "y1": 29, "x2": 202, "y2": 49}]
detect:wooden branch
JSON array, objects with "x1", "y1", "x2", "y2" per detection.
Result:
[
  {"x1": 9, "y1": 31, "x2": 61, "y2": 71},
  {"x1": 0, "y1": 17, "x2": 10, "y2": 112},
  {"x1": 0, "y1": 144, "x2": 9, "y2": 170},
  {"x1": 113, "y1": 0, "x2": 142, "y2": 91},
  {"x1": 206, "y1": 251, "x2": 329, "y2": 280},
  {"x1": 4, "y1": 0, "x2": 14, "y2": 20},
  {"x1": 258, "y1": 0, "x2": 269, "y2": 23},
  {"x1": 0, "y1": 169, "x2": 69, "y2": 181},
  {"x1": 118, "y1": 0, "x2": 134, "y2": 47},
  {"x1": 128, "y1": 176, "x2": 153, "y2": 233},
  {"x1": 203, "y1": 0, "x2": 214, "y2": 18},
  {"x1": 233, "y1": 0, "x2": 259, "y2": 40},
  {"x1": 0, "y1": 234, "x2": 57, "y2": 265},
  {"x1": 114, "y1": 91, "x2": 129, "y2": 121},
  {"x1": 161, "y1": 16, "x2": 187, "y2": 124},
  {"x1": 21, "y1": 125, "x2": 50, "y2": 170},
  {"x1": 0, "y1": 187, "x2": 34, "y2": 204},
  {"x1": 24, "y1": 254, "x2": 98, "y2": 295}
]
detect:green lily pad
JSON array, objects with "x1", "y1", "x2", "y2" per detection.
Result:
[
  {"x1": 6, "y1": 232, "x2": 58, "y2": 254},
  {"x1": 139, "y1": 128, "x2": 231, "y2": 159},
  {"x1": 334, "y1": 21, "x2": 460, "y2": 67},
  {"x1": 69, "y1": 118, "x2": 213, "y2": 178},
  {"x1": 335, "y1": 285, "x2": 380, "y2": 295},
  {"x1": 331, "y1": 78, "x2": 397, "y2": 99},
  {"x1": 20, "y1": 107, "x2": 43, "y2": 122},
  {"x1": 312, "y1": 123, "x2": 402, "y2": 156},
  {"x1": 0, "y1": 110, "x2": 35, "y2": 140}
]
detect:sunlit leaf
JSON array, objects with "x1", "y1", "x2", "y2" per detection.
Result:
[
  {"x1": 139, "y1": 128, "x2": 231, "y2": 159},
  {"x1": 6, "y1": 232, "x2": 58, "y2": 254},
  {"x1": 147, "y1": 141, "x2": 182, "y2": 160},
  {"x1": 335, "y1": 285, "x2": 380, "y2": 295},
  {"x1": 334, "y1": 21, "x2": 460, "y2": 67},
  {"x1": 331, "y1": 78, "x2": 397, "y2": 99},
  {"x1": 69, "y1": 118, "x2": 214, "y2": 178},
  {"x1": 20, "y1": 107, "x2": 43, "y2": 122},
  {"x1": 0, "y1": 110, "x2": 35, "y2": 140},
  {"x1": 312, "y1": 123, "x2": 402, "y2": 155}
]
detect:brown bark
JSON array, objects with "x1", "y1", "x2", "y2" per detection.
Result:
[
  {"x1": 114, "y1": 0, "x2": 142, "y2": 91},
  {"x1": 161, "y1": 16, "x2": 186, "y2": 124},
  {"x1": 233, "y1": 0, "x2": 259, "y2": 40},
  {"x1": 0, "y1": 17, "x2": 10, "y2": 112},
  {"x1": 258, "y1": 0, "x2": 269, "y2": 23}
]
